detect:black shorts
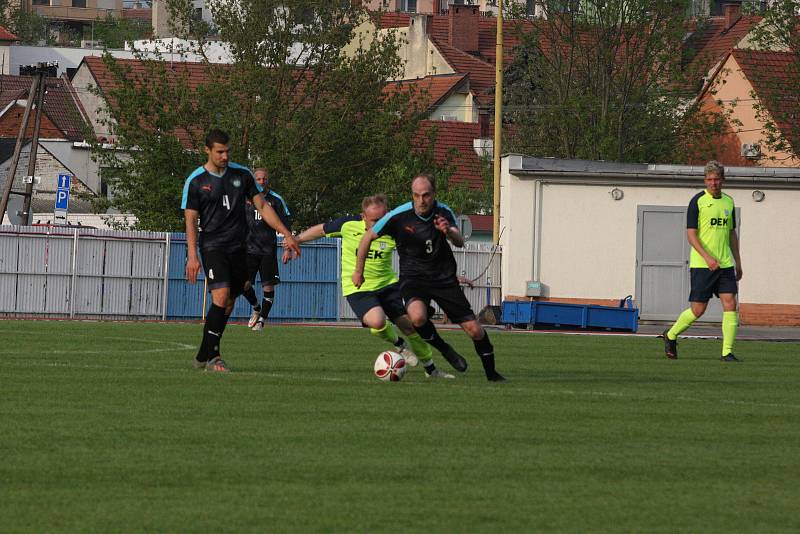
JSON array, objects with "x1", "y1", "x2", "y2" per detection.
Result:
[
  {"x1": 689, "y1": 267, "x2": 738, "y2": 302},
  {"x1": 400, "y1": 277, "x2": 475, "y2": 324},
  {"x1": 200, "y1": 248, "x2": 248, "y2": 296},
  {"x1": 346, "y1": 282, "x2": 406, "y2": 323},
  {"x1": 246, "y1": 250, "x2": 280, "y2": 285}
]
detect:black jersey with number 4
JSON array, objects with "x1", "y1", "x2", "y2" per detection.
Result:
[
  {"x1": 244, "y1": 189, "x2": 291, "y2": 255},
  {"x1": 372, "y1": 200, "x2": 459, "y2": 284},
  {"x1": 181, "y1": 162, "x2": 260, "y2": 252}
]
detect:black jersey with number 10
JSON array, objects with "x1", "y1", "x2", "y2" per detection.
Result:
[
  {"x1": 181, "y1": 162, "x2": 259, "y2": 252},
  {"x1": 244, "y1": 189, "x2": 291, "y2": 255},
  {"x1": 372, "y1": 201, "x2": 459, "y2": 285}
]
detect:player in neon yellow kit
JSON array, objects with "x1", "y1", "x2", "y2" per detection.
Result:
[
  {"x1": 286, "y1": 194, "x2": 453, "y2": 378},
  {"x1": 663, "y1": 161, "x2": 743, "y2": 361}
]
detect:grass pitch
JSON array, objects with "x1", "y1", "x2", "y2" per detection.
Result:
[{"x1": 2, "y1": 320, "x2": 799, "y2": 532}]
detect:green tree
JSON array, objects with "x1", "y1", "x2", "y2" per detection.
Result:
[
  {"x1": 88, "y1": 13, "x2": 152, "y2": 49},
  {"x1": 504, "y1": 0, "x2": 728, "y2": 163},
  {"x1": 91, "y1": 0, "x2": 467, "y2": 231},
  {"x1": 0, "y1": 2, "x2": 52, "y2": 45}
]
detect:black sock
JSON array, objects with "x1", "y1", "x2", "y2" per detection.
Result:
[
  {"x1": 474, "y1": 332, "x2": 497, "y2": 375},
  {"x1": 197, "y1": 304, "x2": 227, "y2": 362},
  {"x1": 242, "y1": 286, "x2": 259, "y2": 309},
  {"x1": 415, "y1": 320, "x2": 451, "y2": 354},
  {"x1": 259, "y1": 290, "x2": 275, "y2": 320},
  {"x1": 393, "y1": 336, "x2": 405, "y2": 349}
]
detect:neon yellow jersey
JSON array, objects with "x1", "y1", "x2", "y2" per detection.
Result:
[
  {"x1": 686, "y1": 190, "x2": 736, "y2": 269},
  {"x1": 323, "y1": 215, "x2": 398, "y2": 296}
]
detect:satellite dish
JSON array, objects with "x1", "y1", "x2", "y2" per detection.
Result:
[{"x1": 455, "y1": 215, "x2": 473, "y2": 241}]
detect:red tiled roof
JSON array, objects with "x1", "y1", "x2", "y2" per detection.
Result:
[
  {"x1": 468, "y1": 214, "x2": 492, "y2": 232},
  {"x1": 81, "y1": 56, "x2": 217, "y2": 146},
  {"x1": 431, "y1": 38, "x2": 495, "y2": 103},
  {"x1": 384, "y1": 73, "x2": 468, "y2": 112},
  {"x1": 0, "y1": 25, "x2": 17, "y2": 41},
  {"x1": 0, "y1": 75, "x2": 88, "y2": 140},
  {"x1": 733, "y1": 48, "x2": 799, "y2": 149},
  {"x1": 684, "y1": 15, "x2": 761, "y2": 80},
  {"x1": 417, "y1": 119, "x2": 485, "y2": 190}
]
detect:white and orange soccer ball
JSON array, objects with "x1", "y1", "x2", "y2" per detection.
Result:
[{"x1": 373, "y1": 351, "x2": 407, "y2": 382}]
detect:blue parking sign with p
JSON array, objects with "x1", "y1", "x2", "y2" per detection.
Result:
[{"x1": 55, "y1": 174, "x2": 72, "y2": 212}]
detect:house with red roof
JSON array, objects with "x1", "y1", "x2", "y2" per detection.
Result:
[
  {"x1": 697, "y1": 48, "x2": 799, "y2": 167},
  {"x1": 0, "y1": 73, "x2": 103, "y2": 223}
]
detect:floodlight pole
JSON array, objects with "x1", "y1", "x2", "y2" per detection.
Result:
[{"x1": 492, "y1": 0, "x2": 504, "y2": 245}]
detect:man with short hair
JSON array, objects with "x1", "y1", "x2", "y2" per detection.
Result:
[
  {"x1": 241, "y1": 167, "x2": 291, "y2": 332},
  {"x1": 182, "y1": 129, "x2": 300, "y2": 372},
  {"x1": 663, "y1": 160, "x2": 743, "y2": 361},
  {"x1": 288, "y1": 194, "x2": 453, "y2": 378},
  {"x1": 353, "y1": 175, "x2": 506, "y2": 382}
]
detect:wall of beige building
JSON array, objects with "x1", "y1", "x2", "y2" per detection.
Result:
[{"x1": 499, "y1": 158, "x2": 800, "y2": 310}]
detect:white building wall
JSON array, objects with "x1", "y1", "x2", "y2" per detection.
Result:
[{"x1": 500, "y1": 158, "x2": 800, "y2": 308}]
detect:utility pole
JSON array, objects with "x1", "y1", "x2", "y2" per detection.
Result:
[
  {"x1": 21, "y1": 66, "x2": 48, "y2": 223},
  {"x1": 0, "y1": 62, "x2": 51, "y2": 225}
]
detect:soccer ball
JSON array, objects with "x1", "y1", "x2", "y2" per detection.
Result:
[{"x1": 374, "y1": 351, "x2": 407, "y2": 382}]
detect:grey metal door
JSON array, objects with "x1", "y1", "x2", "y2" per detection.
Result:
[{"x1": 636, "y1": 206, "x2": 690, "y2": 321}]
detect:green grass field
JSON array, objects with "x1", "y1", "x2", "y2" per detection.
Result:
[{"x1": 2, "y1": 320, "x2": 799, "y2": 532}]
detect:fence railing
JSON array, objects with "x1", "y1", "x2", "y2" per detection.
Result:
[{"x1": 0, "y1": 225, "x2": 502, "y2": 321}]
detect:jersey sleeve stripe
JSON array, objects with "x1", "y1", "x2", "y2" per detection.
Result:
[
  {"x1": 270, "y1": 191, "x2": 291, "y2": 216},
  {"x1": 181, "y1": 166, "x2": 205, "y2": 209},
  {"x1": 438, "y1": 202, "x2": 457, "y2": 224},
  {"x1": 373, "y1": 201, "x2": 412, "y2": 235}
]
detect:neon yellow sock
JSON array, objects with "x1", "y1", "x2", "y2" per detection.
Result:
[
  {"x1": 370, "y1": 320, "x2": 399, "y2": 345},
  {"x1": 722, "y1": 311, "x2": 738, "y2": 356},
  {"x1": 667, "y1": 308, "x2": 698, "y2": 340},
  {"x1": 405, "y1": 332, "x2": 433, "y2": 363}
]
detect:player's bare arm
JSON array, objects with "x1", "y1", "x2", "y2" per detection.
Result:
[
  {"x1": 352, "y1": 229, "x2": 379, "y2": 288},
  {"x1": 184, "y1": 209, "x2": 201, "y2": 283},
  {"x1": 252, "y1": 194, "x2": 300, "y2": 257},
  {"x1": 730, "y1": 229, "x2": 743, "y2": 280},
  {"x1": 687, "y1": 228, "x2": 718, "y2": 270},
  {"x1": 435, "y1": 214, "x2": 465, "y2": 247}
]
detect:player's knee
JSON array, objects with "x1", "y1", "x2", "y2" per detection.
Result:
[{"x1": 463, "y1": 321, "x2": 484, "y2": 340}]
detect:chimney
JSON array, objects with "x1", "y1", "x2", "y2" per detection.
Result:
[
  {"x1": 407, "y1": 14, "x2": 434, "y2": 78},
  {"x1": 723, "y1": 3, "x2": 741, "y2": 31},
  {"x1": 448, "y1": 4, "x2": 480, "y2": 54}
]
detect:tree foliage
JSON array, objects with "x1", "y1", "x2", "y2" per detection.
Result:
[
  {"x1": 504, "y1": 0, "x2": 729, "y2": 164},
  {"x1": 91, "y1": 0, "x2": 485, "y2": 231}
]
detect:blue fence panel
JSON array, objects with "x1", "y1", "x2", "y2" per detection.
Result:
[{"x1": 166, "y1": 234, "x2": 340, "y2": 321}]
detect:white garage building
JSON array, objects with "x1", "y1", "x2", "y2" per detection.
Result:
[{"x1": 499, "y1": 156, "x2": 800, "y2": 326}]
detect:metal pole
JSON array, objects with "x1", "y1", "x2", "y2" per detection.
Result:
[
  {"x1": 492, "y1": 0, "x2": 504, "y2": 245},
  {"x1": 0, "y1": 75, "x2": 39, "y2": 223},
  {"x1": 69, "y1": 228, "x2": 78, "y2": 318},
  {"x1": 21, "y1": 68, "x2": 48, "y2": 223},
  {"x1": 161, "y1": 233, "x2": 170, "y2": 320}
]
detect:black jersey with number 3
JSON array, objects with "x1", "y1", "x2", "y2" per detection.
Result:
[
  {"x1": 372, "y1": 200, "x2": 458, "y2": 285},
  {"x1": 181, "y1": 162, "x2": 260, "y2": 252}
]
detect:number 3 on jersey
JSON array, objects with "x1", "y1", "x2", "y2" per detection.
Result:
[
  {"x1": 425, "y1": 239, "x2": 433, "y2": 254},
  {"x1": 222, "y1": 194, "x2": 231, "y2": 210}
]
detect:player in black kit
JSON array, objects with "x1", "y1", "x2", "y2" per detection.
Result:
[
  {"x1": 181, "y1": 129, "x2": 300, "y2": 372},
  {"x1": 352, "y1": 174, "x2": 506, "y2": 382},
  {"x1": 241, "y1": 167, "x2": 291, "y2": 332}
]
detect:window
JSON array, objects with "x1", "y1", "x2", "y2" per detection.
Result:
[{"x1": 73, "y1": 0, "x2": 87, "y2": 7}]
